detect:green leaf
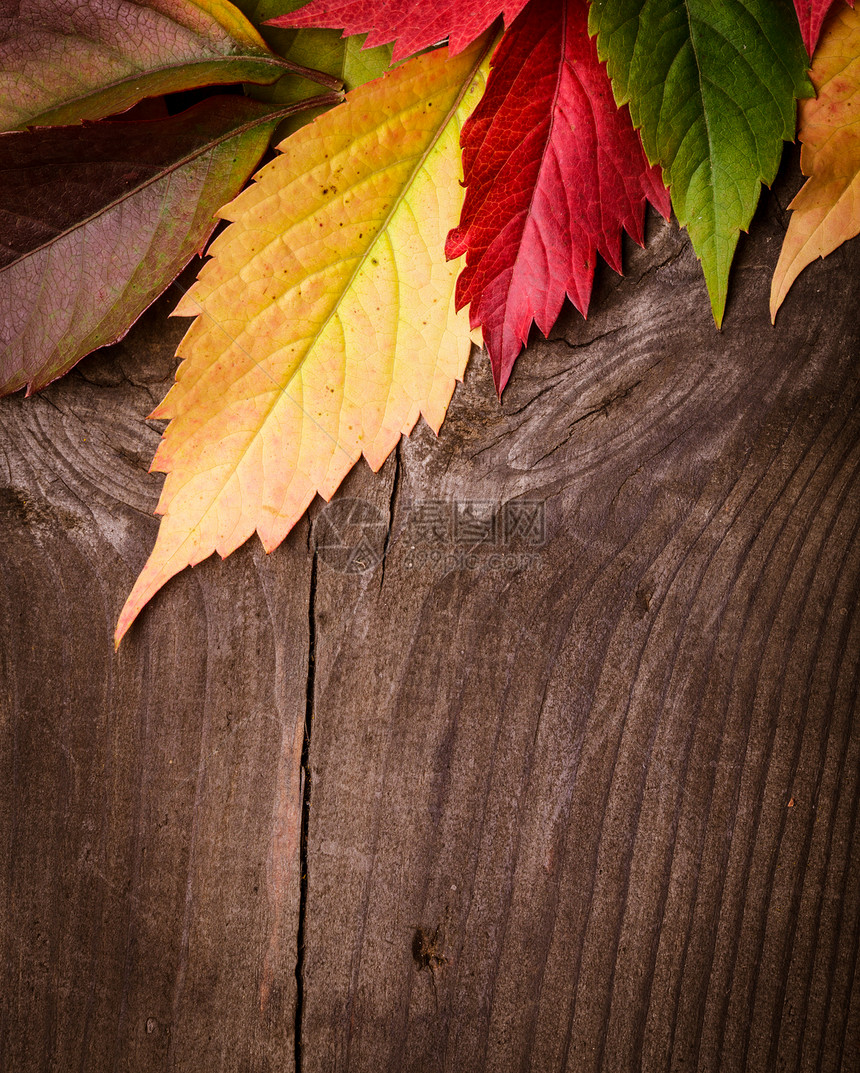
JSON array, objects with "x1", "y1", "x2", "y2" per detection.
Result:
[
  {"x1": 236, "y1": 1, "x2": 393, "y2": 134},
  {"x1": 0, "y1": 0, "x2": 340, "y2": 133},
  {"x1": 589, "y1": 0, "x2": 812, "y2": 324}
]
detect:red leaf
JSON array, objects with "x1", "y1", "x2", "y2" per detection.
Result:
[
  {"x1": 267, "y1": 0, "x2": 528, "y2": 61},
  {"x1": 446, "y1": 0, "x2": 670, "y2": 394},
  {"x1": 793, "y1": 0, "x2": 854, "y2": 56}
]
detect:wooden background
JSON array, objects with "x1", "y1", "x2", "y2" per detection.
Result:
[{"x1": 1, "y1": 157, "x2": 858, "y2": 1072}]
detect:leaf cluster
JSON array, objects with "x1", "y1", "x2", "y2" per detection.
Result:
[{"x1": 0, "y1": 0, "x2": 857, "y2": 643}]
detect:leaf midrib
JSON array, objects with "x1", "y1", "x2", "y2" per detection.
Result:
[
  {"x1": 501, "y1": 14, "x2": 566, "y2": 284},
  {"x1": 676, "y1": 2, "x2": 793, "y2": 199},
  {"x1": 284, "y1": 39, "x2": 493, "y2": 401}
]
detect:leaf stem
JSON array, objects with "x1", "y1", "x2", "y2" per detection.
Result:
[
  {"x1": 266, "y1": 56, "x2": 344, "y2": 91},
  {"x1": 266, "y1": 91, "x2": 346, "y2": 120}
]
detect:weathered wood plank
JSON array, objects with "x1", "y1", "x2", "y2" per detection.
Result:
[
  {"x1": 300, "y1": 163, "x2": 860, "y2": 1072},
  {"x1": 0, "y1": 276, "x2": 311, "y2": 1072},
  {"x1": 0, "y1": 157, "x2": 858, "y2": 1073}
]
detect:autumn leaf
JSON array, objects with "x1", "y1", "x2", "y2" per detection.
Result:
[
  {"x1": 235, "y1": 0, "x2": 393, "y2": 136},
  {"x1": 447, "y1": 0, "x2": 669, "y2": 394},
  {"x1": 589, "y1": 0, "x2": 812, "y2": 325},
  {"x1": 771, "y1": 3, "x2": 860, "y2": 318},
  {"x1": 0, "y1": 0, "x2": 340, "y2": 133},
  {"x1": 793, "y1": 0, "x2": 854, "y2": 55},
  {"x1": 238, "y1": 0, "x2": 393, "y2": 89},
  {"x1": 267, "y1": 0, "x2": 527, "y2": 61},
  {"x1": 115, "y1": 37, "x2": 491, "y2": 645},
  {"x1": 0, "y1": 95, "x2": 340, "y2": 396}
]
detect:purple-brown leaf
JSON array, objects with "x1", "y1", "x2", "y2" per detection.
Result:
[
  {"x1": 0, "y1": 0, "x2": 340, "y2": 132},
  {"x1": 0, "y1": 95, "x2": 338, "y2": 396}
]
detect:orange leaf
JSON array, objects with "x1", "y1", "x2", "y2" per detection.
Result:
[
  {"x1": 771, "y1": 4, "x2": 860, "y2": 319},
  {"x1": 116, "y1": 37, "x2": 491, "y2": 645}
]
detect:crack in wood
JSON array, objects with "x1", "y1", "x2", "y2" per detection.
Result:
[
  {"x1": 295, "y1": 551, "x2": 317, "y2": 1073},
  {"x1": 379, "y1": 441, "x2": 402, "y2": 590}
]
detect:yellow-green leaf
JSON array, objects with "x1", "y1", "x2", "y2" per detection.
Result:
[
  {"x1": 116, "y1": 37, "x2": 491, "y2": 645},
  {"x1": 236, "y1": 0, "x2": 393, "y2": 90},
  {"x1": 236, "y1": 0, "x2": 393, "y2": 136},
  {"x1": 771, "y1": 4, "x2": 860, "y2": 319}
]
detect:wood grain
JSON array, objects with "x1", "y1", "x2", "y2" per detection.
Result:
[
  {"x1": 0, "y1": 269, "x2": 312, "y2": 1072},
  {"x1": 1, "y1": 158, "x2": 859, "y2": 1072}
]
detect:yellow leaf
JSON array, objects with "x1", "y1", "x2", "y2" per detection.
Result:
[
  {"x1": 116, "y1": 37, "x2": 491, "y2": 645},
  {"x1": 771, "y1": 5, "x2": 860, "y2": 320}
]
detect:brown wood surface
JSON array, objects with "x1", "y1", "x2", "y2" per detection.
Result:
[{"x1": 1, "y1": 159, "x2": 859, "y2": 1072}]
